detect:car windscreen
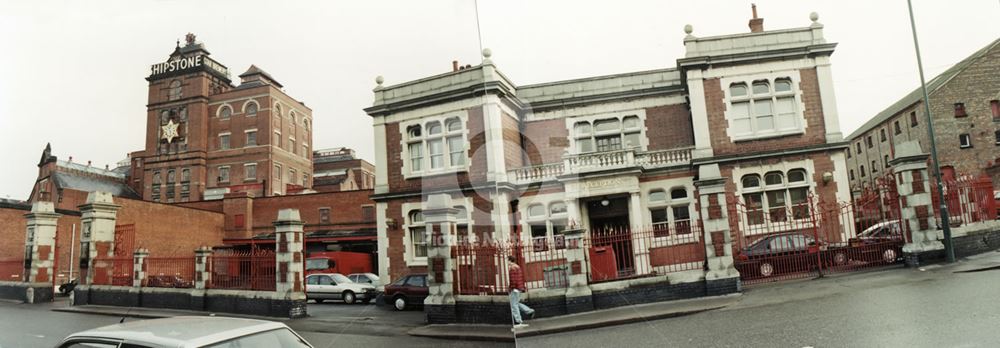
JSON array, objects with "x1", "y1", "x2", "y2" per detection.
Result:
[{"x1": 305, "y1": 258, "x2": 329, "y2": 270}]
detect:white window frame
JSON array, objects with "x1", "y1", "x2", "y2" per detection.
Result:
[
  {"x1": 273, "y1": 163, "x2": 282, "y2": 194},
  {"x1": 217, "y1": 104, "x2": 233, "y2": 119},
  {"x1": 243, "y1": 100, "x2": 259, "y2": 117},
  {"x1": 218, "y1": 132, "x2": 231, "y2": 150},
  {"x1": 959, "y1": 133, "x2": 973, "y2": 148},
  {"x1": 735, "y1": 163, "x2": 815, "y2": 234},
  {"x1": 647, "y1": 187, "x2": 694, "y2": 241},
  {"x1": 218, "y1": 165, "x2": 230, "y2": 184},
  {"x1": 402, "y1": 199, "x2": 473, "y2": 266},
  {"x1": 244, "y1": 163, "x2": 257, "y2": 181},
  {"x1": 523, "y1": 202, "x2": 570, "y2": 251},
  {"x1": 245, "y1": 129, "x2": 258, "y2": 147},
  {"x1": 566, "y1": 110, "x2": 648, "y2": 155},
  {"x1": 399, "y1": 113, "x2": 469, "y2": 178},
  {"x1": 722, "y1": 71, "x2": 807, "y2": 142}
]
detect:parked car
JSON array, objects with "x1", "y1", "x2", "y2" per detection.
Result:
[
  {"x1": 736, "y1": 232, "x2": 846, "y2": 278},
  {"x1": 383, "y1": 273, "x2": 428, "y2": 311},
  {"x1": 305, "y1": 273, "x2": 376, "y2": 304},
  {"x1": 849, "y1": 220, "x2": 904, "y2": 263},
  {"x1": 348, "y1": 272, "x2": 380, "y2": 287},
  {"x1": 57, "y1": 316, "x2": 313, "y2": 348}
]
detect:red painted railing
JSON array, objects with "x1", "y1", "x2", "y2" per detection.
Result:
[
  {"x1": 90, "y1": 257, "x2": 133, "y2": 286},
  {"x1": 144, "y1": 256, "x2": 195, "y2": 288},
  {"x1": 932, "y1": 175, "x2": 996, "y2": 226},
  {"x1": 209, "y1": 249, "x2": 275, "y2": 291},
  {"x1": 0, "y1": 259, "x2": 25, "y2": 282},
  {"x1": 454, "y1": 225, "x2": 705, "y2": 295}
]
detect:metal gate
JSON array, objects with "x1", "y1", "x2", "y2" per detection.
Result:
[{"x1": 731, "y1": 173, "x2": 905, "y2": 285}]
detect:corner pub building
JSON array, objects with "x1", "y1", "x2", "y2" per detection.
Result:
[{"x1": 368, "y1": 11, "x2": 852, "y2": 322}]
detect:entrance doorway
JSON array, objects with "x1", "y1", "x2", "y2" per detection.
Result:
[{"x1": 586, "y1": 196, "x2": 634, "y2": 277}]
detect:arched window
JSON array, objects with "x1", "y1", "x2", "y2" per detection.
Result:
[
  {"x1": 764, "y1": 171, "x2": 784, "y2": 186},
  {"x1": 406, "y1": 117, "x2": 466, "y2": 174},
  {"x1": 528, "y1": 204, "x2": 546, "y2": 217},
  {"x1": 774, "y1": 78, "x2": 793, "y2": 93},
  {"x1": 788, "y1": 169, "x2": 807, "y2": 183},
  {"x1": 670, "y1": 188, "x2": 687, "y2": 199},
  {"x1": 445, "y1": 118, "x2": 462, "y2": 132},
  {"x1": 742, "y1": 174, "x2": 761, "y2": 188},
  {"x1": 550, "y1": 202, "x2": 567, "y2": 215},
  {"x1": 219, "y1": 105, "x2": 232, "y2": 118},
  {"x1": 290, "y1": 111, "x2": 296, "y2": 124},
  {"x1": 167, "y1": 170, "x2": 175, "y2": 183},
  {"x1": 649, "y1": 186, "x2": 693, "y2": 237},
  {"x1": 649, "y1": 190, "x2": 667, "y2": 203},
  {"x1": 407, "y1": 125, "x2": 422, "y2": 139},
  {"x1": 153, "y1": 172, "x2": 161, "y2": 184},
  {"x1": 730, "y1": 83, "x2": 748, "y2": 97},
  {"x1": 274, "y1": 104, "x2": 282, "y2": 117},
  {"x1": 303, "y1": 119, "x2": 310, "y2": 131},
  {"x1": 245, "y1": 102, "x2": 258, "y2": 116},
  {"x1": 752, "y1": 80, "x2": 770, "y2": 95},
  {"x1": 168, "y1": 80, "x2": 182, "y2": 100}
]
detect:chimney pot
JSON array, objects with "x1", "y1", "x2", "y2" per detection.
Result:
[
  {"x1": 68, "y1": 156, "x2": 73, "y2": 163},
  {"x1": 87, "y1": 160, "x2": 91, "y2": 166},
  {"x1": 748, "y1": 4, "x2": 764, "y2": 33},
  {"x1": 452, "y1": 60, "x2": 459, "y2": 72}
]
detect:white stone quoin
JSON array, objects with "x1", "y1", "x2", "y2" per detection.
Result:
[
  {"x1": 422, "y1": 194, "x2": 459, "y2": 308},
  {"x1": 24, "y1": 201, "x2": 61, "y2": 285},
  {"x1": 273, "y1": 209, "x2": 305, "y2": 300}
]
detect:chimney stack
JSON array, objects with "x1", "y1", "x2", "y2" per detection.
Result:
[
  {"x1": 749, "y1": 4, "x2": 764, "y2": 33},
  {"x1": 452, "y1": 60, "x2": 459, "y2": 72}
]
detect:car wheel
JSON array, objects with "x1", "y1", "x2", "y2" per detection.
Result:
[
  {"x1": 314, "y1": 298, "x2": 324, "y2": 304},
  {"x1": 393, "y1": 296, "x2": 408, "y2": 311},
  {"x1": 759, "y1": 262, "x2": 774, "y2": 277},
  {"x1": 831, "y1": 252, "x2": 848, "y2": 266},
  {"x1": 343, "y1": 291, "x2": 356, "y2": 304},
  {"x1": 882, "y1": 249, "x2": 898, "y2": 263}
]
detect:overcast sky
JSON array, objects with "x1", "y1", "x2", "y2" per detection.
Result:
[{"x1": 1, "y1": 0, "x2": 997, "y2": 199}]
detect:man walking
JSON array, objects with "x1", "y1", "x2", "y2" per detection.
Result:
[{"x1": 508, "y1": 255, "x2": 535, "y2": 330}]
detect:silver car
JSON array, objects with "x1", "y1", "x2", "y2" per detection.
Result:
[
  {"x1": 57, "y1": 316, "x2": 313, "y2": 348},
  {"x1": 306, "y1": 273, "x2": 377, "y2": 304}
]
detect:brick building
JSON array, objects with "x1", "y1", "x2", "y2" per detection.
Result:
[
  {"x1": 130, "y1": 33, "x2": 314, "y2": 202},
  {"x1": 846, "y1": 38, "x2": 1000, "y2": 194},
  {"x1": 367, "y1": 11, "x2": 850, "y2": 286},
  {"x1": 312, "y1": 147, "x2": 376, "y2": 192}
]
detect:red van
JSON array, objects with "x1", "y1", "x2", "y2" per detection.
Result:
[{"x1": 305, "y1": 251, "x2": 373, "y2": 276}]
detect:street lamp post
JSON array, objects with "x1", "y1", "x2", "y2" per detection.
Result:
[{"x1": 906, "y1": 0, "x2": 955, "y2": 263}]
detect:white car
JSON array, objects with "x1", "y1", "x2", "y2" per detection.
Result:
[
  {"x1": 58, "y1": 316, "x2": 312, "y2": 348},
  {"x1": 348, "y1": 272, "x2": 380, "y2": 287},
  {"x1": 305, "y1": 273, "x2": 376, "y2": 304}
]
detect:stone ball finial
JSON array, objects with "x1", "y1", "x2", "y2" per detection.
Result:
[
  {"x1": 375, "y1": 75, "x2": 384, "y2": 86},
  {"x1": 684, "y1": 24, "x2": 693, "y2": 35},
  {"x1": 482, "y1": 48, "x2": 492, "y2": 59},
  {"x1": 810, "y1": 12, "x2": 819, "y2": 22}
]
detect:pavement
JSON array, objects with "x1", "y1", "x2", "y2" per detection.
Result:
[{"x1": 408, "y1": 293, "x2": 741, "y2": 342}]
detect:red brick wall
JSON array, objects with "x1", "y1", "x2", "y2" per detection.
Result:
[
  {"x1": 247, "y1": 190, "x2": 374, "y2": 235},
  {"x1": 385, "y1": 106, "x2": 488, "y2": 193},
  {"x1": 522, "y1": 118, "x2": 569, "y2": 166},
  {"x1": 705, "y1": 68, "x2": 828, "y2": 157},
  {"x1": 502, "y1": 113, "x2": 525, "y2": 169},
  {"x1": 0, "y1": 207, "x2": 28, "y2": 262},
  {"x1": 645, "y1": 104, "x2": 695, "y2": 150},
  {"x1": 114, "y1": 197, "x2": 225, "y2": 256}
]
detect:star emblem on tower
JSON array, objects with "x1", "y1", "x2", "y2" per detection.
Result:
[{"x1": 161, "y1": 119, "x2": 179, "y2": 143}]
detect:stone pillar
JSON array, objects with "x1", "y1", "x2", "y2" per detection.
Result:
[
  {"x1": 628, "y1": 192, "x2": 650, "y2": 273},
  {"x1": 273, "y1": 209, "x2": 307, "y2": 318},
  {"x1": 24, "y1": 201, "x2": 61, "y2": 292},
  {"x1": 132, "y1": 248, "x2": 148, "y2": 288},
  {"x1": 890, "y1": 141, "x2": 943, "y2": 265},
  {"x1": 694, "y1": 164, "x2": 741, "y2": 295},
  {"x1": 194, "y1": 246, "x2": 212, "y2": 290},
  {"x1": 423, "y1": 194, "x2": 459, "y2": 324},
  {"x1": 78, "y1": 192, "x2": 120, "y2": 285},
  {"x1": 562, "y1": 228, "x2": 593, "y2": 313}
]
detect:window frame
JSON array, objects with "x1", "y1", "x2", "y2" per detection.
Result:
[
  {"x1": 401, "y1": 115, "x2": 468, "y2": 178},
  {"x1": 739, "y1": 168, "x2": 813, "y2": 230},
  {"x1": 218, "y1": 132, "x2": 231, "y2": 150},
  {"x1": 218, "y1": 165, "x2": 230, "y2": 184},
  {"x1": 959, "y1": 133, "x2": 973, "y2": 148},
  {"x1": 569, "y1": 113, "x2": 645, "y2": 154},
  {"x1": 523, "y1": 201, "x2": 569, "y2": 252},
  {"x1": 724, "y1": 75, "x2": 803, "y2": 141},
  {"x1": 244, "y1": 163, "x2": 257, "y2": 181},
  {"x1": 647, "y1": 187, "x2": 694, "y2": 239},
  {"x1": 245, "y1": 129, "x2": 258, "y2": 147}
]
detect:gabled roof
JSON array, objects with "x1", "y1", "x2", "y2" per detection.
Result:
[
  {"x1": 239, "y1": 64, "x2": 283, "y2": 88},
  {"x1": 846, "y1": 38, "x2": 1000, "y2": 140}
]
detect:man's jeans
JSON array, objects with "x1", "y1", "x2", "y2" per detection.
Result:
[{"x1": 510, "y1": 289, "x2": 535, "y2": 324}]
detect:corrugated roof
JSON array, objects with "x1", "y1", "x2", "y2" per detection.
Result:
[{"x1": 846, "y1": 38, "x2": 1000, "y2": 140}]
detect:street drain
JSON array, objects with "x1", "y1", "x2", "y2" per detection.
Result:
[{"x1": 954, "y1": 265, "x2": 1000, "y2": 273}]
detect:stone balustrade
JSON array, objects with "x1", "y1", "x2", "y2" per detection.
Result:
[{"x1": 507, "y1": 147, "x2": 693, "y2": 184}]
